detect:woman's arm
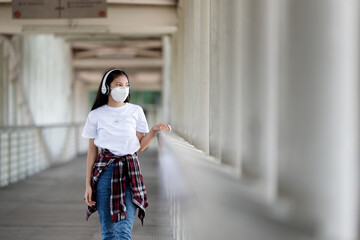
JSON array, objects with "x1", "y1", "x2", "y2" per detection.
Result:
[
  {"x1": 84, "y1": 139, "x2": 98, "y2": 207},
  {"x1": 137, "y1": 123, "x2": 171, "y2": 151}
]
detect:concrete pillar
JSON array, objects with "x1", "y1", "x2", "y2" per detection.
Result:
[
  {"x1": 217, "y1": 0, "x2": 243, "y2": 171},
  {"x1": 169, "y1": 0, "x2": 184, "y2": 136},
  {"x1": 173, "y1": 0, "x2": 210, "y2": 153},
  {"x1": 0, "y1": 36, "x2": 10, "y2": 126},
  {"x1": 209, "y1": 0, "x2": 222, "y2": 160},
  {"x1": 0, "y1": 39, "x2": 4, "y2": 126},
  {"x1": 182, "y1": 0, "x2": 192, "y2": 141},
  {"x1": 279, "y1": 1, "x2": 359, "y2": 239},
  {"x1": 192, "y1": 0, "x2": 210, "y2": 154},
  {"x1": 171, "y1": 1, "x2": 186, "y2": 137},
  {"x1": 162, "y1": 35, "x2": 171, "y2": 124},
  {"x1": 260, "y1": 0, "x2": 281, "y2": 203}
]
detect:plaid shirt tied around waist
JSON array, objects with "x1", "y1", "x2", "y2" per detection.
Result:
[{"x1": 86, "y1": 148, "x2": 149, "y2": 225}]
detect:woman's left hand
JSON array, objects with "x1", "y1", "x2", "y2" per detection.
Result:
[{"x1": 152, "y1": 123, "x2": 172, "y2": 133}]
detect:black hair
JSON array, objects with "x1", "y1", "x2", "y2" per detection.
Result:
[{"x1": 91, "y1": 69, "x2": 131, "y2": 111}]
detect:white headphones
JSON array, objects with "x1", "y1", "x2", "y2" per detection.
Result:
[{"x1": 101, "y1": 69, "x2": 118, "y2": 95}]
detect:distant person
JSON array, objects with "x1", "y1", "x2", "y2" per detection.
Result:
[{"x1": 82, "y1": 68, "x2": 171, "y2": 240}]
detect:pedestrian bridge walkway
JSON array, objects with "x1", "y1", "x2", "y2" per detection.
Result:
[
  {"x1": 0, "y1": 150, "x2": 173, "y2": 240},
  {"x1": 0, "y1": 0, "x2": 359, "y2": 239}
]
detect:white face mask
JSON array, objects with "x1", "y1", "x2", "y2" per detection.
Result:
[{"x1": 110, "y1": 86, "x2": 129, "y2": 102}]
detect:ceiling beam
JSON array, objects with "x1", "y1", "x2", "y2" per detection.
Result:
[
  {"x1": 75, "y1": 48, "x2": 137, "y2": 59},
  {"x1": 73, "y1": 58, "x2": 163, "y2": 69},
  {"x1": 71, "y1": 39, "x2": 162, "y2": 50},
  {"x1": 78, "y1": 70, "x2": 162, "y2": 91},
  {"x1": 0, "y1": 0, "x2": 176, "y2": 5},
  {"x1": 118, "y1": 40, "x2": 163, "y2": 49},
  {"x1": 74, "y1": 47, "x2": 161, "y2": 59},
  {"x1": 0, "y1": 4, "x2": 177, "y2": 35},
  {"x1": 76, "y1": 70, "x2": 162, "y2": 83},
  {"x1": 108, "y1": 0, "x2": 176, "y2": 6}
]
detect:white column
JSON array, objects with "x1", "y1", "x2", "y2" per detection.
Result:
[
  {"x1": 218, "y1": 0, "x2": 244, "y2": 172},
  {"x1": 182, "y1": 0, "x2": 193, "y2": 141},
  {"x1": 209, "y1": 0, "x2": 222, "y2": 160},
  {"x1": 190, "y1": 0, "x2": 210, "y2": 153},
  {"x1": 281, "y1": 1, "x2": 359, "y2": 239},
  {"x1": 162, "y1": 35, "x2": 171, "y2": 124},
  {"x1": 261, "y1": 0, "x2": 280, "y2": 203},
  {"x1": 0, "y1": 39, "x2": 4, "y2": 126}
]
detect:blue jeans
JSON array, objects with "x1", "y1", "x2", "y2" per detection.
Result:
[{"x1": 96, "y1": 161, "x2": 137, "y2": 240}]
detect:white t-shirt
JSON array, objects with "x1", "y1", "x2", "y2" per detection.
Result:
[{"x1": 81, "y1": 103, "x2": 150, "y2": 156}]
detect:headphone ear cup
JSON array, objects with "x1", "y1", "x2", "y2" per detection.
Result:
[{"x1": 101, "y1": 81, "x2": 110, "y2": 95}]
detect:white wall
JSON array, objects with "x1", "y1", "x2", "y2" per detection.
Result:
[
  {"x1": 22, "y1": 34, "x2": 73, "y2": 125},
  {"x1": 20, "y1": 34, "x2": 76, "y2": 162}
]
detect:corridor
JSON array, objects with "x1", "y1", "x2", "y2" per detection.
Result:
[
  {"x1": 0, "y1": 150, "x2": 173, "y2": 240},
  {"x1": 0, "y1": 0, "x2": 360, "y2": 239}
]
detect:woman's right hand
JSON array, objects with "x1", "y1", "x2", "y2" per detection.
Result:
[{"x1": 84, "y1": 186, "x2": 96, "y2": 207}]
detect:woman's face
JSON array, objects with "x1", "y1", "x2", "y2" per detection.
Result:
[{"x1": 110, "y1": 75, "x2": 129, "y2": 88}]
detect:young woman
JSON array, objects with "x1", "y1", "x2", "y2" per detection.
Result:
[{"x1": 82, "y1": 69, "x2": 171, "y2": 240}]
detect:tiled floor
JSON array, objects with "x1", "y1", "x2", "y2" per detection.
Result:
[{"x1": 0, "y1": 150, "x2": 173, "y2": 240}]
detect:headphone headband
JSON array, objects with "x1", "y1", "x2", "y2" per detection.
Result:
[{"x1": 101, "y1": 69, "x2": 119, "y2": 95}]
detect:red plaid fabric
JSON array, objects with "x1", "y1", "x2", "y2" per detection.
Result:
[{"x1": 86, "y1": 148, "x2": 149, "y2": 225}]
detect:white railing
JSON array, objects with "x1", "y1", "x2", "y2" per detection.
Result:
[
  {"x1": 156, "y1": 132, "x2": 314, "y2": 240},
  {"x1": 0, "y1": 123, "x2": 87, "y2": 187}
]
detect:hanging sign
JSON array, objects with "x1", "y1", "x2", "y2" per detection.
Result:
[{"x1": 12, "y1": 0, "x2": 107, "y2": 19}]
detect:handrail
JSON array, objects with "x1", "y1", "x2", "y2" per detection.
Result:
[
  {"x1": 156, "y1": 132, "x2": 314, "y2": 240},
  {"x1": 0, "y1": 122, "x2": 84, "y2": 130},
  {"x1": 0, "y1": 122, "x2": 88, "y2": 187}
]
